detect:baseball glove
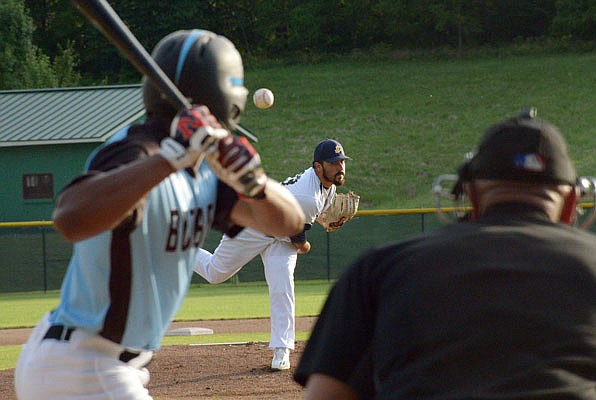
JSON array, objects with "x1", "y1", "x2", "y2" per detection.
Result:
[{"x1": 317, "y1": 191, "x2": 360, "y2": 232}]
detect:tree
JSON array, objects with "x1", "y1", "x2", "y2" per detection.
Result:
[
  {"x1": 427, "y1": 0, "x2": 483, "y2": 52},
  {"x1": 552, "y1": 0, "x2": 596, "y2": 40},
  {"x1": 53, "y1": 41, "x2": 82, "y2": 87},
  {"x1": 0, "y1": 0, "x2": 80, "y2": 89},
  {"x1": 478, "y1": 0, "x2": 557, "y2": 44}
]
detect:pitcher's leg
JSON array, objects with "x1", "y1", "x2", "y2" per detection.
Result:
[
  {"x1": 263, "y1": 241, "x2": 298, "y2": 350},
  {"x1": 193, "y1": 229, "x2": 269, "y2": 283}
]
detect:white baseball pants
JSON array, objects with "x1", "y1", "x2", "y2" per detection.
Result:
[
  {"x1": 15, "y1": 313, "x2": 153, "y2": 400},
  {"x1": 194, "y1": 227, "x2": 298, "y2": 349}
]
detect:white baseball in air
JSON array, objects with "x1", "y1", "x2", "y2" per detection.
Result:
[{"x1": 253, "y1": 88, "x2": 274, "y2": 109}]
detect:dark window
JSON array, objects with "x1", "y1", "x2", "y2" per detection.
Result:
[{"x1": 23, "y1": 173, "x2": 54, "y2": 200}]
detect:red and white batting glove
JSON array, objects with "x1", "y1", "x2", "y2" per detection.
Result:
[
  {"x1": 206, "y1": 135, "x2": 268, "y2": 199},
  {"x1": 160, "y1": 105, "x2": 228, "y2": 170},
  {"x1": 161, "y1": 105, "x2": 267, "y2": 198}
]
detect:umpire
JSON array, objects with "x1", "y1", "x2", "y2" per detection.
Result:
[{"x1": 294, "y1": 111, "x2": 596, "y2": 399}]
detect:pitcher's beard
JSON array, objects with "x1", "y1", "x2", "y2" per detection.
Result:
[{"x1": 324, "y1": 171, "x2": 345, "y2": 186}]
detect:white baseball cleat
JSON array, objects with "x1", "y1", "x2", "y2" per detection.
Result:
[{"x1": 271, "y1": 347, "x2": 290, "y2": 370}]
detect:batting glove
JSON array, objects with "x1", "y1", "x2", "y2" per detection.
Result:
[
  {"x1": 160, "y1": 105, "x2": 228, "y2": 170},
  {"x1": 164, "y1": 105, "x2": 267, "y2": 198},
  {"x1": 206, "y1": 135, "x2": 268, "y2": 199},
  {"x1": 159, "y1": 137, "x2": 199, "y2": 170},
  {"x1": 170, "y1": 105, "x2": 228, "y2": 152}
]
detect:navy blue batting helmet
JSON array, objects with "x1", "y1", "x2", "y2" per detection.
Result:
[{"x1": 143, "y1": 29, "x2": 248, "y2": 130}]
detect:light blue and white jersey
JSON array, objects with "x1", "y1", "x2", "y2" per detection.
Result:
[{"x1": 50, "y1": 122, "x2": 238, "y2": 350}]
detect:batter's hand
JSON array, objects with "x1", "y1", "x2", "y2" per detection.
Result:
[
  {"x1": 170, "y1": 106, "x2": 228, "y2": 152},
  {"x1": 160, "y1": 105, "x2": 228, "y2": 170},
  {"x1": 206, "y1": 135, "x2": 268, "y2": 198}
]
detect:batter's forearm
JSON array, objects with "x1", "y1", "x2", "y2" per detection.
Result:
[{"x1": 231, "y1": 179, "x2": 304, "y2": 237}]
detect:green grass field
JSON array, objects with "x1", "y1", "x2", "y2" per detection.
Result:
[
  {"x1": 0, "y1": 281, "x2": 333, "y2": 328},
  {"x1": 0, "y1": 281, "x2": 332, "y2": 370}
]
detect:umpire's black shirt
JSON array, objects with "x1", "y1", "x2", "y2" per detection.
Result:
[{"x1": 295, "y1": 203, "x2": 596, "y2": 399}]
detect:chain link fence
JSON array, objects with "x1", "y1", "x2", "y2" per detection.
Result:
[
  {"x1": 3, "y1": 206, "x2": 594, "y2": 293},
  {"x1": 0, "y1": 210, "x2": 447, "y2": 293}
]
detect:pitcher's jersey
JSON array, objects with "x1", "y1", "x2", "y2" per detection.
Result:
[
  {"x1": 49, "y1": 121, "x2": 240, "y2": 351},
  {"x1": 282, "y1": 167, "x2": 335, "y2": 224}
]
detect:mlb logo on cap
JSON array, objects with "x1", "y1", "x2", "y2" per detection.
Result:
[
  {"x1": 513, "y1": 153, "x2": 546, "y2": 172},
  {"x1": 313, "y1": 139, "x2": 352, "y2": 163}
]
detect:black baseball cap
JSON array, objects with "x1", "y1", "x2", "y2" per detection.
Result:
[
  {"x1": 313, "y1": 139, "x2": 352, "y2": 163},
  {"x1": 460, "y1": 112, "x2": 576, "y2": 185}
]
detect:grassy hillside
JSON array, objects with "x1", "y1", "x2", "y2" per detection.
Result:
[
  {"x1": 238, "y1": 52, "x2": 596, "y2": 209},
  {"x1": 1, "y1": 52, "x2": 595, "y2": 293}
]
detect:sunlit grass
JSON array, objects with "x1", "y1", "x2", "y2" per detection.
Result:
[
  {"x1": 0, "y1": 281, "x2": 332, "y2": 329},
  {"x1": 242, "y1": 53, "x2": 596, "y2": 209},
  {"x1": 0, "y1": 282, "x2": 328, "y2": 370}
]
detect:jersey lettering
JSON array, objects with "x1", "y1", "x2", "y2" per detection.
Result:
[
  {"x1": 165, "y1": 211, "x2": 180, "y2": 252},
  {"x1": 165, "y1": 205, "x2": 212, "y2": 252},
  {"x1": 181, "y1": 212, "x2": 192, "y2": 251},
  {"x1": 190, "y1": 207, "x2": 205, "y2": 249},
  {"x1": 282, "y1": 173, "x2": 302, "y2": 186}
]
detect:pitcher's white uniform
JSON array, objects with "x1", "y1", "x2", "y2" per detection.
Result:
[{"x1": 194, "y1": 167, "x2": 335, "y2": 349}]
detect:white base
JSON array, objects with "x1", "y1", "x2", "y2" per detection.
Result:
[{"x1": 166, "y1": 327, "x2": 214, "y2": 336}]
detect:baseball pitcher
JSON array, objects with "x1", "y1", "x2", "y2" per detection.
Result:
[{"x1": 193, "y1": 138, "x2": 359, "y2": 370}]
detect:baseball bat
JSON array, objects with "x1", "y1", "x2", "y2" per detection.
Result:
[{"x1": 70, "y1": 0, "x2": 258, "y2": 142}]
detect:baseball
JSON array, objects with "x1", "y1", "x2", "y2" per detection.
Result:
[{"x1": 253, "y1": 88, "x2": 274, "y2": 109}]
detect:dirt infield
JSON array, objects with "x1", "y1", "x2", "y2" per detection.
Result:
[{"x1": 0, "y1": 317, "x2": 317, "y2": 399}]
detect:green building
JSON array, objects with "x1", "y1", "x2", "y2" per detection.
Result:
[{"x1": 0, "y1": 85, "x2": 145, "y2": 222}]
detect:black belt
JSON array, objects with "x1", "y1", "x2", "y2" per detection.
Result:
[{"x1": 43, "y1": 325, "x2": 141, "y2": 363}]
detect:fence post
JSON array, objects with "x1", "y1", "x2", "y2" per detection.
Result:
[
  {"x1": 326, "y1": 231, "x2": 331, "y2": 281},
  {"x1": 42, "y1": 226, "x2": 48, "y2": 293}
]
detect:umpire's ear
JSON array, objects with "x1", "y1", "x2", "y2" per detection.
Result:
[{"x1": 560, "y1": 184, "x2": 579, "y2": 225}]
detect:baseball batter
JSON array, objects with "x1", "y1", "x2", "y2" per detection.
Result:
[
  {"x1": 14, "y1": 30, "x2": 303, "y2": 400},
  {"x1": 193, "y1": 138, "x2": 352, "y2": 370}
]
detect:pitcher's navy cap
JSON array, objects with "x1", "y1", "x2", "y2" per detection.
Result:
[{"x1": 313, "y1": 139, "x2": 352, "y2": 163}]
